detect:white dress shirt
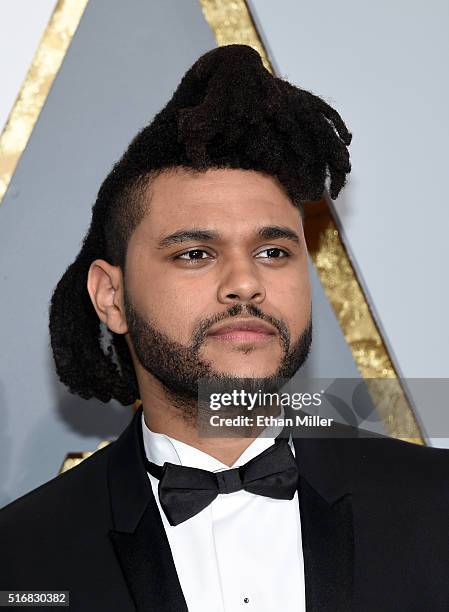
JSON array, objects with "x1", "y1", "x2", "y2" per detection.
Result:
[{"x1": 142, "y1": 412, "x2": 306, "y2": 611}]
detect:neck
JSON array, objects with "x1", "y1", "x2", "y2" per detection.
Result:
[{"x1": 137, "y1": 377, "x2": 276, "y2": 467}]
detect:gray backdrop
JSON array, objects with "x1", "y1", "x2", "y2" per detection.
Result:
[{"x1": 1, "y1": 0, "x2": 370, "y2": 509}]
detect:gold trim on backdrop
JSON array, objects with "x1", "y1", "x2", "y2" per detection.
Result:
[
  {"x1": 199, "y1": 0, "x2": 272, "y2": 71},
  {"x1": 199, "y1": 0, "x2": 424, "y2": 444},
  {"x1": 0, "y1": 0, "x2": 89, "y2": 204},
  {"x1": 304, "y1": 201, "x2": 423, "y2": 444},
  {"x1": 59, "y1": 441, "x2": 111, "y2": 473}
]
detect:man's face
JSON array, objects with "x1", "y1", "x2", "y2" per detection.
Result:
[{"x1": 123, "y1": 167, "x2": 312, "y2": 401}]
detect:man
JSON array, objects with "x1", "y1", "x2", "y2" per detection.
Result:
[{"x1": 1, "y1": 44, "x2": 448, "y2": 611}]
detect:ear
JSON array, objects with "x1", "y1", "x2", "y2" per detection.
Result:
[{"x1": 87, "y1": 259, "x2": 128, "y2": 334}]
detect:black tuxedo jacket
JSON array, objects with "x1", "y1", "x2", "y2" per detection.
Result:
[{"x1": 1, "y1": 405, "x2": 449, "y2": 611}]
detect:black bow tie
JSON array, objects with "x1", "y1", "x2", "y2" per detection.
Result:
[{"x1": 144, "y1": 436, "x2": 299, "y2": 526}]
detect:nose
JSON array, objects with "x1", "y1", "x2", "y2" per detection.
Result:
[{"x1": 216, "y1": 256, "x2": 266, "y2": 305}]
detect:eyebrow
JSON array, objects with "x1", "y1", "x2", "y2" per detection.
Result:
[{"x1": 156, "y1": 225, "x2": 301, "y2": 249}]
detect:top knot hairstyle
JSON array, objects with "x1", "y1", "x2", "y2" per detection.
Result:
[{"x1": 49, "y1": 44, "x2": 352, "y2": 406}]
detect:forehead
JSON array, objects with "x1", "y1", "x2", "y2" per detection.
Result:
[{"x1": 140, "y1": 168, "x2": 300, "y2": 233}]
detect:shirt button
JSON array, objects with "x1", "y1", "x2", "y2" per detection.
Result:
[{"x1": 243, "y1": 597, "x2": 249, "y2": 604}]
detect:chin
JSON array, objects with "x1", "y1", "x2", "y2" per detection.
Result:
[
  {"x1": 202, "y1": 347, "x2": 282, "y2": 375},
  {"x1": 211, "y1": 363, "x2": 280, "y2": 380}
]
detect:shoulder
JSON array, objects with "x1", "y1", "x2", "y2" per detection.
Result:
[
  {"x1": 321, "y1": 418, "x2": 449, "y2": 495},
  {"x1": 0, "y1": 441, "x2": 126, "y2": 589},
  {"x1": 330, "y1": 417, "x2": 449, "y2": 466},
  {"x1": 351, "y1": 429, "x2": 449, "y2": 502},
  {"x1": 0, "y1": 441, "x2": 115, "y2": 535},
  {"x1": 357, "y1": 428, "x2": 449, "y2": 470}
]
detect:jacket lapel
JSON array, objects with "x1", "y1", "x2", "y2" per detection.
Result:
[
  {"x1": 298, "y1": 477, "x2": 354, "y2": 612},
  {"x1": 293, "y1": 426, "x2": 358, "y2": 612},
  {"x1": 107, "y1": 406, "x2": 188, "y2": 612}
]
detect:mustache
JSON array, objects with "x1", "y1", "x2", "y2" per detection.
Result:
[{"x1": 190, "y1": 303, "x2": 290, "y2": 352}]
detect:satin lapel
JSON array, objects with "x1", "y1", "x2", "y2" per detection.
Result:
[
  {"x1": 293, "y1": 427, "x2": 358, "y2": 612},
  {"x1": 107, "y1": 407, "x2": 188, "y2": 612},
  {"x1": 298, "y1": 477, "x2": 354, "y2": 612},
  {"x1": 109, "y1": 500, "x2": 188, "y2": 612}
]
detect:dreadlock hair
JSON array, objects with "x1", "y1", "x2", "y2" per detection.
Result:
[{"x1": 49, "y1": 44, "x2": 352, "y2": 406}]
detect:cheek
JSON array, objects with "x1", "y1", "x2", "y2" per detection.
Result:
[
  {"x1": 133, "y1": 273, "x2": 209, "y2": 343},
  {"x1": 268, "y1": 266, "x2": 311, "y2": 330}
]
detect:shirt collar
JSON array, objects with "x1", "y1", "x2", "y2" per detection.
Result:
[{"x1": 141, "y1": 410, "x2": 293, "y2": 473}]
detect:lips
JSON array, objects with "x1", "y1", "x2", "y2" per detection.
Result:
[{"x1": 206, "y1": 318, "x2": 277, "y2": 342}]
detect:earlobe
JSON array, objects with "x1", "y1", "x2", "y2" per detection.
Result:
[{"x1": 86, "y1": 259, "x2": 128, "y2": 335}]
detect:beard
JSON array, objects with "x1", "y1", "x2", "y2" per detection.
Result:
[{"x1": 124, "y1": 290, "x2": 312, "y2": 423}]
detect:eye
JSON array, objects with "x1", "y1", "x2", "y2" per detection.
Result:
[
  {"x1": 255, "y1": 247, "x2": 290, "y2": 259},
  {"x1": 175, "y1": 249, "x2": 212, "y2": 263}
]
